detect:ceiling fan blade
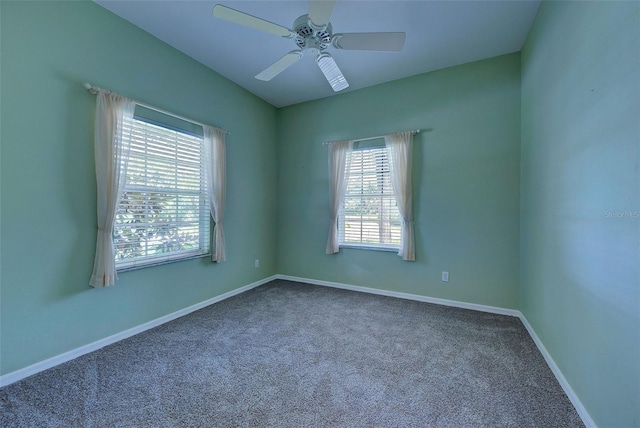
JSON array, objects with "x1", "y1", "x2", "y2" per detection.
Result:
[
  {"x1": 316, "y1": 53, "x2": 349, "y2": 92},
  {"x1": 213, "y1": 4, "x2": 292, "y2": 38},
  {"x1": 333, "y1": 32, "x2": 406, "y2": 52},
  {"x1": 308, "y1": 0, "x2": 337, "y2": 28},
  {"x1": 255, "y1": 51, "x2": 303, "y2": 81}
]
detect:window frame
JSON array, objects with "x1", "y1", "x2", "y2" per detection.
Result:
[
  {"x1": 113, "y1": 110, "x2": 211, "y2": 271},
  {"x1": 338, "y1": 143, "x2": 401, "y2": 252}
]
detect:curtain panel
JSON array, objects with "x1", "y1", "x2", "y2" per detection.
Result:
[
  {"x1": 204, "y1": 126, "x2": 227, "y2": 262},
  {"x1": 326, "y1": 140, "x2": 353, "y2": 254},
  {"x1": 89, "y1": 92, "x2": 136, "y2": 287},
  {"x1": 384, "y1": 131, "x2": 416, "y2": 261}
]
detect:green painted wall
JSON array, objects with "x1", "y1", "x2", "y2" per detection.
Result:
[
  {"x1": 276, "y1": 54, "x2": 521, "y2": 309},
  {"x1": 521, "y1": 1, "x2": 640, "y2": 427},
  {"x1": 0, "y1": 1, "x2": 278, "y2": 375}
]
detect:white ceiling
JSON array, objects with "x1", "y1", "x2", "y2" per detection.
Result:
[{"x1": 94, "y1": 1, "x2": 541, "y2": 108}]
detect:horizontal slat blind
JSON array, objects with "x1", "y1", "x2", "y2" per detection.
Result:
[
  {"x1": 114, "y1": 117, "x2": 210, "y2": 269},
  {"x1": 339, "y1": 146, "x2": 401, "y2": 248}
]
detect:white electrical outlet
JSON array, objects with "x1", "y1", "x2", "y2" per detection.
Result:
[
  {"x1": 441, "y1": 271, "x2": 449, "y2": 282},
  {"x1": 254, "y1": 259, "x2": 260, "y2": 268}
]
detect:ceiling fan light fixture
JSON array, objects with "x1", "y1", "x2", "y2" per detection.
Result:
[
  {"x1": 317, "y1": 53, "x2": 349, "y2": 92},
  {"x1": 212, "y1": 1, "x2": 403, "y2": 93}
]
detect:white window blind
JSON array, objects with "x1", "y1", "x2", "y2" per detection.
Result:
[
  {"x1": 339, "y1": 145, "x2": 401, "y2": 249},
  {"x1": 114, "y1": 114, "x2": 210, "y2": 269}
]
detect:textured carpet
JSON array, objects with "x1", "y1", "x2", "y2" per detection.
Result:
[{"x1": 1, "y1": 280, "x2": 583, "y2": 427}]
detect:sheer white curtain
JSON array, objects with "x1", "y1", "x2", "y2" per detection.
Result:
[
  {"x1": 326, "y1": 140, "x2": 353, "y2": 254},
  {"x1": 384, "y1": 131, "x2": 415, "y2": 261},
  {"x1": 89, "y1": 92, "x2": 135, "y2": 287},
  {"x1": 203, "y1": 126, "x2": 226, "y2": 262}
]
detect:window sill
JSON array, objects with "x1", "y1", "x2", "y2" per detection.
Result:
[
  {"x1": 117, "y1": 252, "x2": 211, "y2": 273},
  {"x1": 339, "y1": 244, "x2": 399, "y2": 253}
]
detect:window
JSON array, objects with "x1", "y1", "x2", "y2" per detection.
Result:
[
  {"x1": 339, "y1": 144, "x2": 401, "y2": 250},
  {"x1": 114, "y1": 108, "x2": 210, "y2": 269}
]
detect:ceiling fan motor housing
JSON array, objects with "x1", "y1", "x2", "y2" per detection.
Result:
[{"x1": 293, "y1": 14, "x2": 332, "y2": 52}]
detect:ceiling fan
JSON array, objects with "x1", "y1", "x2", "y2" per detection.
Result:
[{"x1": 213, "y1": 1, "x2": 406, "y2": 92}]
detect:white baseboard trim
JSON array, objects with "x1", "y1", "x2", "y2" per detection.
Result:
[
  {"x1": 518, "y1": 314, "x2": 597, "y2": 428},
  {"x1": 0, "y1": 275, "x2": 278, "y2": 388},
  {"x1": 275, "y1": 274, "x2": 596, "y2": 428},
  {"x1": 275, "y1": 274, "x2": 521, "y2": 317}
]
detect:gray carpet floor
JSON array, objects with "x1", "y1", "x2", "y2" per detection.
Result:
[{"x1": 1, "y1": 280, "x2": 583, "y2": 427}]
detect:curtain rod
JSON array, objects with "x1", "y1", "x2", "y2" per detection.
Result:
[
  {"x1": 323, "y1": 129, "x2": 420, "y2": 145},
  {"x1": 83, "y1": 83, "x2": 230, "y2": 135}
]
